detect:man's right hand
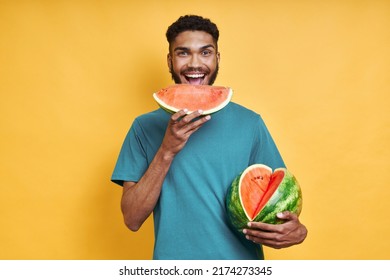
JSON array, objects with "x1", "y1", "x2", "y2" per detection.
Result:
[{"x1": 161, "y1": 109, "x2": 211, "y2": 159}]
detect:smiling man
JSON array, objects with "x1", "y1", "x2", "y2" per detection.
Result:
[
  {"x1": 112, "y1": 15, "x2": 307, "y2": 260},
  {"x1": 167, "y1": 29, "x2": 220, "y2": 85}
]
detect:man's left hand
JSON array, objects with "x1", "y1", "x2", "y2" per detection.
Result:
[{"x1": 242, "y1": 211, "x2": 308, "y2": 249}]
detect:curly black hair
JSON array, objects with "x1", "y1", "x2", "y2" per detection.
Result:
[{"x1": 166, "y1": 15, "x2": 219, "y2": 47}]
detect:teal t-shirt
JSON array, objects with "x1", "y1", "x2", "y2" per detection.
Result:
[{"x1": 111, "y1": 102, "x2": 285, "y2": 260}]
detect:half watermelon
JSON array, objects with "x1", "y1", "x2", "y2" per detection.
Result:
[
  {"x1": 153, "y1": 84, "x2": 233, "y2": 115},
  {"x1": 226, "y1": 164, "x2": 302, "y2": 232}
]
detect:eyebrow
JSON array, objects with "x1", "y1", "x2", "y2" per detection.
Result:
[{"x1": 173, "y1": 44, "x2": 216, "y2": 52}]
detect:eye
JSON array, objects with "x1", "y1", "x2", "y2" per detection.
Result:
[
  {"x1": 201, "y1": 50, "x2": 212, "y2": 56},
  {"x1": 177, "y1": 51, "x2": 189, "y2": 57}
]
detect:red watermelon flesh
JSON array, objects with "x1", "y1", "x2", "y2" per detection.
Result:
[
  {"x1": 153, "y1": 84, "x2": 232, "y2": 115},
  {"x1": 240, "y1": 165, "x2": 285, "y2": 220}
]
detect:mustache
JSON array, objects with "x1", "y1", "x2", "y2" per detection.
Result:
[{"x1": 182, "y1": 67, "x2": 209, "y2": 73}]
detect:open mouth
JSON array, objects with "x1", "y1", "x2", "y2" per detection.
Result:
[{"x1": 184, "y1": 73, "x2": 206, "y2": 85}]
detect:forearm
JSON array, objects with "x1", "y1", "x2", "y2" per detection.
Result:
[
  {"x1": 121, "y1": 147, "x2": 174, "y2": 231},
  {"x1": 121, "y1": 109, "x2": 210, "y2": 231}
]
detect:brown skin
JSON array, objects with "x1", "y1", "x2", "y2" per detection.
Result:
[
  {"x1": 244, "y1": 212, "x2": 307, "y2": 249},
  {"x1": 121, "y1": 30, "x2": 307, "y2": 248}
]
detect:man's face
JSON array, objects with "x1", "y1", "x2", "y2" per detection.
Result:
[{"x1": 167, "y1": 31, "x2": 220, "y2": 85}]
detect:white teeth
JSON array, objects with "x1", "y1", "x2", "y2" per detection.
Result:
[{"x1": 185, "y1": 73, "x2": 205, "y2": 78}]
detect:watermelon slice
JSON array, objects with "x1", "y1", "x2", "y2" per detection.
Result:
[
  {"x1": 153, "y1": 84, "x2": 233, "y2": 115},
  {"x1": 226, "y1": 164, "x2": 302, "y2": 231}
]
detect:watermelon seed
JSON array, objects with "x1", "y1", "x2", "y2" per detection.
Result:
[{"x1": 251, "y1": 176, "x2": 264, "y2": 182}]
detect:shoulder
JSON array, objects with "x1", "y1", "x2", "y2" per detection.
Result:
[
  {"x1": 217, "y1": 102, "x2": 274, "y2": 137},
  {"x1": 134, "y1": 108, "x2": 170, "y2": 125},
  {"x1": 221, "y1": 102, "x2": 264, "y2": 123},
  {"x1": 226, "y1": 102, "x2": 258, "y2": 115},
  {"x1": 136, "y1": 108, "x2": 168, "y2": 120}
]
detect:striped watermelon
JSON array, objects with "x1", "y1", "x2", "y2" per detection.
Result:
[
  {"x1": 226, "y1": 164, "x2": 302, "y2": 232},
  {"x1": 153, "y1": 84, "x2": 232, "y2": 115}
]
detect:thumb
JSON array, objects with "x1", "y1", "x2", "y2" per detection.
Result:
[{"x1": 276, "y1": 211, "x2": 297, "y2": 221}]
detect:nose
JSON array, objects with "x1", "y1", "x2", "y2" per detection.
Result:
[{"x1": 188, "y1": 54, "x2": 201, "y2": 68}]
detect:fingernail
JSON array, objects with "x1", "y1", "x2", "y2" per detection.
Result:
[
  {"x1": 247, "y1": 222, "x2": 252, "y2": 227},
  {"x1": 198, "y1": 109, "x2": 203, "y2": 114},
  {"x1": 183, "y1": 109, "x2": 188, "y2": 113},
  {"x1": 277, "y1": 212, "x2": 284, "y2": 218},
  {"x1": 205, "y1": 115, "x2": 211, "y2": 120},
  {"x1": 242, "y1": 229, "x2": 247, "y2": 234}
]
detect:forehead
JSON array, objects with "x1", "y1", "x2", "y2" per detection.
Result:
[{"x1": 171, "y1": 31, "x2": 216, "y2": 50}]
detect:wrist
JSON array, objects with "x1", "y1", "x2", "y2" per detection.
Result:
[{"x1": 157, "y1": 146, "x2": 176, "y2": 162}]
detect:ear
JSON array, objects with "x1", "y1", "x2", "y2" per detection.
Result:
[
  {"x1": 167, "y1": 53, "x2": 172, "y2": 71},
  {"x1": 216, "y1": 52, "x2": 221, "y2": 64}
]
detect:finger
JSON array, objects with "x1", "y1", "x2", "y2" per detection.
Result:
[
  {"x1": 171, "y1": 109, "x2": 189, "y2": 122},
  {"x1": 243, "y1": 227, "x2": 289, "y2": 249},
  {"x1": 180, "y1": 109, "x2": 204, "y2": 124},
  {"x1": 243, "y1": 228, "x2": 276, "y2": 241},
  {"x1": 247, "y1": 221, "x2": 279, "y2": 232},
  {"x1": 251, "y1": 236, "x2": 286, "y2": 249},
  {"x1": 243, "y1": 231, "x2": 282, "y2": 247},
  {"x1": 184, "y1": 115, "x2": 211, "y2": 133},
  {"x1": 276, "y1": 211, "x2": 297, "y2": 221},
  {"x1": 244, "y1": 222, "x2": 282, "y2": 237}
]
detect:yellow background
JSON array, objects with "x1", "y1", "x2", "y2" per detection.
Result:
[{"x1": 1, "y1": 0, "x2": 389, "y2": 260}]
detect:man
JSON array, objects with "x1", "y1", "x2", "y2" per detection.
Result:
[{"x1": 112, "y1": 15, "x2": 307, "y2": 260}]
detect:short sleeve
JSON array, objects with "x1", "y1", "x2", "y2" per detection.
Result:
[
  {"x1": 111, "y1": 119, "x2": 149, "y2": 186},
  {"x1": 249, "y1": 116, "x2": 286, "y2": 169}
]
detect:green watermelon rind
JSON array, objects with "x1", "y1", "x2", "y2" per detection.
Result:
[
  {"x1": 226, "y1": 167, "x2": 303, "y2": 233},
  {"x1": 226, "y1": 173, "x2": 248, "y2": 231},
  {"x1": 253, "y1": 168, "x2": 302, "y2": 224}
]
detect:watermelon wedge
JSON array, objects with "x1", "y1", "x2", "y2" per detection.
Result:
[
  {"x1": 226, "y1": 164, "x2": 302, "y2": 231},
  {"x1": 153, "y1": 84, "x2": 233, "y2": 115}
]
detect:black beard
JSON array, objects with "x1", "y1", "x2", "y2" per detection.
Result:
[{"x1": 169, "y1": 63, "x2": 219, "y2": 86}]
